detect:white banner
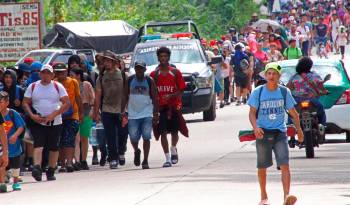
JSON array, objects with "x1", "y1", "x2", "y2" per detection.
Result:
[{"x1": 0, "y1": 2, "x2": 41, "y2": 62}]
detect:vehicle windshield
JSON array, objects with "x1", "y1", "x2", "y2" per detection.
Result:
[
  {"x1": 18, "y1": 52, "x2": 54, "y2": 65},
  {"x1": 134, "y1": 44, "x2": 204, "y2": 66},
  {"x1": 52, "y1": 54, "x2": 73, "y2": 65},
  {"x1": 280, "y1": 65, "x2": 344, "y2": 85}
]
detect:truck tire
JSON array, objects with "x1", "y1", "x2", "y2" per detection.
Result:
[
  {"x1": 203, "y1": 97, "x2": 216, "y2": 121},
  {"x1": 304, "y1": 131, "x2": 315, "y2": 158},
  {"x1": 346, "y1": 131, "x2": 350, "y2": 142}
]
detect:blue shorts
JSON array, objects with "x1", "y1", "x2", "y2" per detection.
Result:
[
  {"x1": 128, "y1": 117, "x2": 152, "y2": 143},
  {"x1": 60, "y1": 119, "x2": 79, "y2": 148},
  {"x1": 256, "y1": 131, "x2": 289, "y2": 169}
]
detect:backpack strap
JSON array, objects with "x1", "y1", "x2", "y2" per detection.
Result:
[
  {"x1": 279, "y1": 85, "x2": 288, "y2": 110},
  {"x1": 146, "y1": 76, "x2": 153, "y2": 100},
  {"x1": 255, "y1": 85, "x2": 264, "y2": 119},
  {"x1": 53, "y1": 81, "x2": 60, "y2": 94},
  {"x1": 31, "y1": 82, "x2": 37, "y2": 93},
  {"x1": 32, "y1": 81, "x2": 60, "y2": 95},
  {"x1": 9, "y1": 109, "x2": 15, "y2": 128}
]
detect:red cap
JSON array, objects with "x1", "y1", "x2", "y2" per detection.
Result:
[
  {"x1": 209, "y1": 40, "x2": 216, "y2": 47},
  {"x1": 24, "y1": 57, "x2": 34, "y2": 65}
]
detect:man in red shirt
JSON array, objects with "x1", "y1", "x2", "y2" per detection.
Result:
[{"x1": 150, "y1": 47, "x2": 186, "y2": 168}]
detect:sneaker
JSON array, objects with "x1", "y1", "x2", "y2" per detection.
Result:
[
  {"x1": 73, "y1": 162, "x2": 81, "y2": 171},
  {"x1": 110, "y1": 160, "x2": 118, "y2": 169},
  {"x1": 12, "y1": 182, "x2": 21, "y2": 191},
  {"x1": 162, "y1": 161, "x2": 172, "y2": 168},
  {"x1": 46, "y1": 167, "x2": 56, "y2": 181},
  {"x1": 134, "y1": 149, "x2": 141, "y2": 167},
  {"x1": 99, "y1": 156, "x2": 107, "y2": 167},
  {"x1": 242, "y1": 98, "x2": 247, "y2": 104},
  {"x1": 80, "y1": 161, "x2": 89, "y2": 170},
  {"x1": 58, "y1": 167, "x2": 66, "y2": 173},
  {"x1": 171, "y1": 148, "x2": 178, "y2": 164},
  {"x1": 92, "y1": 156, "x2": 99, "y2": 165},
  {"x1": 141, "y1": 160, "x2": 149, "y2": 169},
  {"x1": 31, "y1": 165, "x2": 42, "y2": 182},
  {"x1": 119, "y1": 155, "x2": 126, "y2": 166},
  {"x1": 225, "y1": 101, "x2": 231, "y2": 106},
  {"x1": 219, "y1": 102, "x2": 225, "y2": 108},
  {"x1": 17, "y1": 176, "x2": 23, "y2": 183},
  {"x1": 236, "y1": 101, "x2": 241, "y2": 106},
  {"x1": 230, "y1": 97, "x2": 235, "y2": 103},
  {"x1": 66, "y1": 165, "x2": 75, "y2": 173},
  {"x1": 0, "y1": 184, "x2": 7, "y2": 193}
]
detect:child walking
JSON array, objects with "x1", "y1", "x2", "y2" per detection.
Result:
[{"x1": 0, "y1": 91, "x2": 25, "y2": 191}]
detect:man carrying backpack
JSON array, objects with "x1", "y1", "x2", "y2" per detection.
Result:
[
  {"x1": 22, "y1": 65, "x2": 70, "y2": 181},
  {"x1": 93, "y1": 51, "x2": 128, "y2": 169},
  {"x1": 150, "y1": 47, "x2": 186, "y2": 168},
  {"x1": 54, "y1": 63, "x2": 83, "y2": 173},
  {"x1": 125, "y1": 61, "x2": 158, "y2": 169},
  {"x1": 247, "y1": 62, "x2": 304, "y2": 205}
]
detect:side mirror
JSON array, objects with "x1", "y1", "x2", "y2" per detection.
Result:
[{"x1": 324, "y1": 74, "x2": 331, "y2": 82}]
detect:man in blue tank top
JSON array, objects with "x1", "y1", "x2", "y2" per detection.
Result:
[{"x1": 125, "y1": 61, "x2": 159, "y2": 169}]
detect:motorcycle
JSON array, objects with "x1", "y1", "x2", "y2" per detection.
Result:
[
  {"x1": 287, "y1": 101, "x2": 326, "y2": 158},
  {"x1": 287, "y1": 74, "x2": 331, "y2": 158}
]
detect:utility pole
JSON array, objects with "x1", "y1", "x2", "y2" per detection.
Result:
[{"x1": 39, "y1": 0, "x2": 46, "y2": 47}]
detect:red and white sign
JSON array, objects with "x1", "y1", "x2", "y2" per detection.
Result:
[{"x1": 0, "y1": 2, "x2": 41, "y2": 62}]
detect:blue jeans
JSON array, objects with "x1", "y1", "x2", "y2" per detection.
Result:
[
  {"x1": 315, "y1": 36, "x2": 327, "y2": 45},
  {"x1": 256, "y1": 132, "x2": 289, "y2": 169},
  {"x1": 295, "y1": 97, "x2": 326, "y2": 125},
  {"x1": 128, "y1": 118, "x2": 152, "y2": 143},
  {"x1": 301, "y1": 40, "x2": 309, "y2": 57},
  {"x1": 101, "y1": 112, "x2": 122, "y2": 161}
]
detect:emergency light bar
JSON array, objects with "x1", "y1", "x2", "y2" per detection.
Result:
[{"x1": 141, "y1": 33, "x2": 194, "y2": 42}]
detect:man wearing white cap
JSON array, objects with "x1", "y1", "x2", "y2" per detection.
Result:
[{"x1": 22, "y1": 65, "x2": 70, "y2": 182}]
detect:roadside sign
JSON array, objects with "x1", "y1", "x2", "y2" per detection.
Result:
[{"x1": 0, "y1": 2, "x2": 41, "y2": 62}]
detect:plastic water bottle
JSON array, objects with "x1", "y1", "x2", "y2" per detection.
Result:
[{"x1": 89, "y1": 122, "x2": 99, "y2": 146}]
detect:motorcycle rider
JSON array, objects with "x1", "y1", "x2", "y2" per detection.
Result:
[{"x1": 286, "y1": 57, "x2": 329, "y2": 126}]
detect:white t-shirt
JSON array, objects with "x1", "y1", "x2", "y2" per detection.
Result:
[
  {"x1": 221, "y1": 57, "x2": 231, "y2": 78},
  {"x1": 297, "y1": 25, "x2": 310, "y2": 41},
  {"x1": 24, "y1": 81, "x2": 68, "y2": 126},
  {"x1": 331, "y1": 19, "x2": 340, "y2": 34}
]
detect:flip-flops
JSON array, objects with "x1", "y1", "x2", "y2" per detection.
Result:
[
  {"x1": 258, "y1": 199, "x2": 270, "y2": 205},
  {"x1": 284, "y1": 195, "x2": 297, "y2": 205}
]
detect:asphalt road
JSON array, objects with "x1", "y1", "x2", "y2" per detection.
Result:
[{"x1": 1, "y1": 103, "x2": 349, "y2": 205}]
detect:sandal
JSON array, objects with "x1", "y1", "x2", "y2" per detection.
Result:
[
  {"x1": 284, "y1": 195, "x2": 297, "y2": 205},
  {"x1": 259, "y1": 199, "x2": 270, "y2": 205}
]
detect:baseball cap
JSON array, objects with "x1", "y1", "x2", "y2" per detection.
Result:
[
  {"x1": 134, "y1": 61, "x2": 146, "y2": 69},
  {"x1": 24, "y1": 57, "x2": 34, "y2": 65},
  {"x1": 30, "y1": 61, "x2": 43, "y2": 72},
  {"x1": 40, "y1": 65, "x2": 54, "y2": 73},
  {"x1": 53, "y1": 62, "x2": 67, "y2": 72},
  {"x1": 263, "y1": 62, "x2": 282, "y2": 74}
]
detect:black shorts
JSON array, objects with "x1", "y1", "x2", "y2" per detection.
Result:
[
  {"x1": 234, "y1": 75, "x2": 249, "y2": 88},
  {"x1": 30, "y1": 123, "x2": 62, "y2": 151},
  {"x1": 158, "y1": 108, "x2": 180, "y2": 135},
  {"x1": 6, "y1": 156, "x2": 21, "y2": 170}
]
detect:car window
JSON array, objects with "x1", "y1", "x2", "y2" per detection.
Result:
[
  {"x1": 51, "y1": 54, "x2": 72, "y2": 65},
  {"x1": 134, "y1": 44, "x2": 204, "y2": 66},
  {"x1": 19, "y1": 52, "x2": 54, "y2": 64},
  {"x1": 281, "y1": 65, "x2": 343, "y2": 85}
]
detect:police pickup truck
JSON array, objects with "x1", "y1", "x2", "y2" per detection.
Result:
[{"x1": 129, "y1": 21, "x2": 216, "y2": 121}]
